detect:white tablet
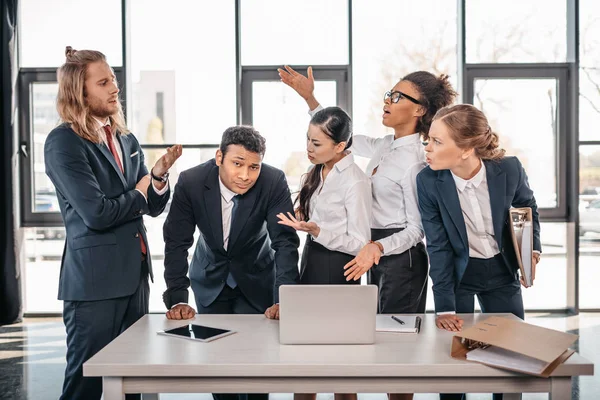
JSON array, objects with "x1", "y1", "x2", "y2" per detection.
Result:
[{"x1": 158, "y1": 324, "x2": 236, "y2": 342}]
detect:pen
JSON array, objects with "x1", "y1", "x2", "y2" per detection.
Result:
[{"x1": 391, "y1": 315, "x2": 405, "y2": 325}]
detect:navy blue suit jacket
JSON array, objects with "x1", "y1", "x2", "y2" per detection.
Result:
[
  {"x1": 45, "y1": 123, "x2": 170, "y2": 301},
  {"x1": 416, "y1": 157, "x2": 541, "y2": 313},
  {"x1": 162, "y1": 159, "x2": 300, "y2": 312}
]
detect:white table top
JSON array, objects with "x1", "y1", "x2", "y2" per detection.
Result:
[{"x1": 84, "y1": 313, "x2": 593, "y2": 378}]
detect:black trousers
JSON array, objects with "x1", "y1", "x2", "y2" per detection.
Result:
[
  {"x1": 197, "y1": 285, "x2": 268, "y2": 400},
  {"x1": 440, "y1": 254, "x2": 524, "y2": 400},
  {"x1": 300, "y1": 235, "x2": 359, "y2": 285},
  {"x1": 60, "y1": 260, "x2": 149, "y2": 400},
  {"x1": 368, "y1": 228, "x2": 429, "y2": 313}
]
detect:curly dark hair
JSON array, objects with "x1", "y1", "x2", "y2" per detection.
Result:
[
  {"x1": 401, "y1": 71, "x2": 458, "y2": 140},
  {"x1": 220, "y1": 125, "x2": 267, "y2": 156}
]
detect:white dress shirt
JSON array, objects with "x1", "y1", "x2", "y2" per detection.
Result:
[
  {"x1": 93, "y1": 117, "x2": 168, "y2": 200},
  {"x1": 451, "y1": 162, "x2": 500, "y2": 259},
  {"x1": 218, "y1": 178, "x2": 238, "y2": 250},
  {"x1": 308, "y1": 153, "x2": 372, "y2": 256},
  {"x1": 309, "y1": 106, "x2": 425, "y2": 256}
]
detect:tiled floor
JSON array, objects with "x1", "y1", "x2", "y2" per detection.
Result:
[{"x1": 0, "y1": 313, "x2": 597, "y2": 400}]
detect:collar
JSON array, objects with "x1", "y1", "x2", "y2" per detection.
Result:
[
  {"x1": 391, "y1": 133, "x2": 422, "y2": 150},
  {"x1": 451, "y1": 160, "x2": 486, "y2": 193},
  {"x1": 93, "y1": 116, "x2": 110, "y2": 129},
  {"x1": 333, "y1": 153, "x2": 355, "y2": 172},
  {"x1": 218, "y1": 176, "x2": 238, "y2": 203}
]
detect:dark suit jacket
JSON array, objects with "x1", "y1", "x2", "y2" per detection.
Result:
[
  {"x1": 416, "y1": 157, "x2": 541, "y2": 313},
  {"x1": 162, "y1": 159, "x2": 300, "y2": 312},
  {"x1": 44, "y1": 123, "x2": 170, "y2": 301}
]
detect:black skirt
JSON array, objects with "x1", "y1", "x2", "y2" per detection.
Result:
[
  {"x1": 367, "y1": 227, "x2": 429, "y2": 313},
  {"x1": 299, "y1": 235, "x2": 360, "y2": 285}
]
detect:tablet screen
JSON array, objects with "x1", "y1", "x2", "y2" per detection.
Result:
[{"x1": 163, "y1": 324, "x2": 231, "y2": 341}]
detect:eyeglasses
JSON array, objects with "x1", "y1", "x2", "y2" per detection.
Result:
[{"x1": 384, "y1": 90, "x2": 422, "y2": 105}]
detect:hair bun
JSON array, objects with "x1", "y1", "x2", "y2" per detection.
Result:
[{"x1": 65, "y1": 46, "x2": 76, "y2": 59}]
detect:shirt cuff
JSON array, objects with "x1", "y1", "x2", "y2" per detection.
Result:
[
  {"x1": 437, "y1": 311, "x2": 456, "y2": 315},
  {"x1": 376, "y1": 237, "x2": 391, "y2": 256},
  {"x1": 135, "y1": 189, "x2": 147, "y2": 203},
  {"x1": 152, "y1": 180, "x2": 169, "y2": 196},
  {"x1": 308, "y1": 104, "x2": 324, "y2": 118},
  {"x1": 171, "y1": 302, "x2": 188, "y2": 309},
  {"x1": 313, "y1": 228, "x2": 333, "y2": 249},
  {"x1": 533, "y1": 250, "x2": 541, "y2": 255}
]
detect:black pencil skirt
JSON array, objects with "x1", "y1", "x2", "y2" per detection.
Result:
[
  {"x1": 299, "y1": 235, "x2": 360, "y2": 285},
  {"x1": 367, "y1": 227, "x2": 429, "y2": 313}
]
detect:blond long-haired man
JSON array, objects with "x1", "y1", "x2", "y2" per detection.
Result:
[{"x1": 44, "y1": 47, "x2": 182, "y2": 400}]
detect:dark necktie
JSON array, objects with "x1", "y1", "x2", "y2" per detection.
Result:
[
  {"x1": 230, "y1": 195, "x2": 240, "y2": 230},
  {"x1": 226, "y1": 195, "x2": 240, "y2": 288},
  {"x1": 104, "y1": 125, "x2": 147, "y2": 256}
]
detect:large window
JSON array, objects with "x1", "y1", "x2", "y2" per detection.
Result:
[
  {"x1": 352, "y1": 0, "x2": 458, "y2": 138},
  {"x1": 17, "y1": 0, "x2": 592, "y2": 314},
  {"x1": 579, "y1": 0, "x2": 600, "y2": 310},
  {"x1": 20, "y1": 0, "x2": 122, "y2": 67},
  {"x1": 472, "y1": 77, "x2": 561, "y2": 210},
  {"x1": 128, "y1": 0, "x2": 236, "y2": 144},
  {"x1": 465, "y1": 0, "x2": 567, "y2": 63},
  {"x1": 240, "y1": 0, "x2": 349, "y2": 66}
]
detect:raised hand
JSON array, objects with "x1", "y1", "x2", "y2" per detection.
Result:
[
  {"x1": 277, "y1": 66, "x2": 320, "y2": 110},
  {"x1": 152, "y1": 144, "x2": 183, "y2": 177}
]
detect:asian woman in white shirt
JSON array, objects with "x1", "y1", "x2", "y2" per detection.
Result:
[{"x1": 277, "y1": 106, "x2": 372, "y2": 286}]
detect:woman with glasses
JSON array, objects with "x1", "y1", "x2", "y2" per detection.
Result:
[{"x1": 279, "y1": 67, "x2": 456, "y2": 400}]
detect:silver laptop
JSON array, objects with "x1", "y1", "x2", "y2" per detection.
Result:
[{"x1": 279, "y1": 284, "x2": 378, "y2": 345}]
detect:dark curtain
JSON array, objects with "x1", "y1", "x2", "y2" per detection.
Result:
[{"x1": 1, "y1": 0, "x2": 21, "y2": 325}]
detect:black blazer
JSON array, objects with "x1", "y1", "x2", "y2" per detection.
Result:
[
  {"x1": 44, "y1": 123, "x2": 170, "y2": 301},
  {"x1": 416, "y1": 157, "x2": 541, "y2": 313},
  {"x1": 163, "y1": 159, "x2": 300, "y2": 312}
]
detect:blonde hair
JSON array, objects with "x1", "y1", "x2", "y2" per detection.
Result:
[
  {"x1": 433, "y1": 104, "x2": 505, "y2": 161},
  {"x1": 56, "y1": 46, "x2": 129, "y2": 143}
]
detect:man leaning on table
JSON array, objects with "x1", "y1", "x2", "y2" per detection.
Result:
[{"x1": 162, "y1": 125, "x2": 300, "y2": 400}]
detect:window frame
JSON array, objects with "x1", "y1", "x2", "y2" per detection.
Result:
[{"x1": 464, "y1": 63, "x2": 571, "y2": 221}]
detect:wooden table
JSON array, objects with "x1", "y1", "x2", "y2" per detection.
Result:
[{"x1": 83, "y1": 313, "x2": 593, "y2": 400}]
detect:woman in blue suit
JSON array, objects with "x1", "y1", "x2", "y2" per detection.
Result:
[
  {"x1": 416, "y1": 104, "x2": 541, "y2": 399},
  {"x1": 417, "y1": 103, "x2": 541, "y2": 328}
]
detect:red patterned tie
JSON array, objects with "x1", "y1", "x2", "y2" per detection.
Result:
[{"x1": 104, "y1": 125, "x2": 147, "y2": 256}]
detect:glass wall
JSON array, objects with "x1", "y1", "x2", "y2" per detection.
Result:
[
  {"x1": 17, "y1": 0, "x2": 595, "y2": 313},
  {"x1": 579, "y1": 0, "x2": 600, "y2": 309},
  {"x1": 20, "y1": 0, "x2": 122, "y2": 67}
]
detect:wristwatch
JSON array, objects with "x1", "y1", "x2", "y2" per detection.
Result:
[{"x1": 151, "y1": 169, "x2": 170, "y2": 183}]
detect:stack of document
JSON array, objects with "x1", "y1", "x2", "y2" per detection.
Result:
[
  {"x1": 376, "y1": 315, "x2": 421, "y2": 333},
  {"x1": 509, "y1": 207, "x2": 534, "y2": 287},
  {"x1": 451, "y1": 316, "x2": 578, "y2": 377},
  {"x1": 466, "y1": 346, "x2": 547, "y2": 375}
]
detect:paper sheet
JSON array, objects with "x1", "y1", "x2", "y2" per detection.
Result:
[
  {"x1": 376, "y1": 315, "x2": 420, "y2": 333},
  {"x1": 466, "y1": 346, "x2": 547, "y2": 375}
]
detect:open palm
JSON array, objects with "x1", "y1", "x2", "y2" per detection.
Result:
[
  {"x1": 277, "y1": 212, "x2": 319, "y2": 236},
  {"x1": 277, "y1": 65, "x2": 315, "y2": 100}
]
